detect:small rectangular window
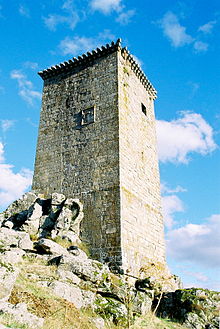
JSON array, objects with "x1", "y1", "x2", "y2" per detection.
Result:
[
  {"x1": 81, "y1": 107, "x2": 95, "y2": 125},
  {"x1": 142, "y1": 103, "x2": 147, "y2": 116}
]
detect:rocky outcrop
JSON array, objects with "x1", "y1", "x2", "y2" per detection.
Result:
[
  {"x1": 0, "y1": 192, "x2": 219, "y2": 329},
  {"x1": 1, "y1": 192, "x2": 83, "y2": 241},
  {"x1": 0, "y1": 192, "x2": 155, "y2": 328},
  {"x1": 156, "y1": 288, "x2": 220, "y2": 329}
]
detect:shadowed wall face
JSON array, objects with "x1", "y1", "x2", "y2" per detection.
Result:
[{"x1": 33, "y1": 44, "x2": 166, "y2": 274}]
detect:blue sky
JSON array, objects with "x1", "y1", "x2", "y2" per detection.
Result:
[{"x1": 0, "y1": 0, "x2": 219, "y2": 290}]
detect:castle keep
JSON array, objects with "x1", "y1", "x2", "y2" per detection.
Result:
[{"x1": 32, "y1": 39, "x2": 166, "y2": 274}]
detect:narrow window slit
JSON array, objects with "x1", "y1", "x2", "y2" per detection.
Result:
[{"x1": 142, "y1": 103, "x2": 146, "y2": 116}]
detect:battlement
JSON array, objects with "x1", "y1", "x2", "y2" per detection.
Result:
[{"x1": 38, "y1": 39, "x2": 157, "y2": 99}]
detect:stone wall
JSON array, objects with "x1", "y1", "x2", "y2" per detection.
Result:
[{"x1": 118, "y1": 51, "x2": 165, "y2": 274}]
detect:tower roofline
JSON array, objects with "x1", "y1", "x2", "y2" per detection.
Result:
[{"x1": 38, "y1": 38, "x2": 157, "y2": 99}]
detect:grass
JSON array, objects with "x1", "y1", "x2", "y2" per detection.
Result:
[
  {"x1": 130, "y1": 314, "x2": 188, "y2": 329},
  {"x1": 0, "y1": 313, "x2": 29, "y2": 328},
  {"x1": 7, "y1": 256, "x2": 98, "y2": 329},
  {"x1": 51, "y1": 236, "x2": 73, "y2": 249},
  {"x1": 48, "y1": 235, "x2": 91, "y2": 257}
]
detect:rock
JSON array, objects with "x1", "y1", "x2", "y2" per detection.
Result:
[
  {"x1": 56, "y1": 255, "x2": 110, "y2": 283},
  {"x1": 21, "y1": 200, "x2": 43, "y2": 235},
  {"x1": 82, "y1": 290, "x2": 96, "y2": 308},
  {"x1": 4, "y1": 192, "x2": 38, "y2": 216},
  {"x1": 38, "y1": 215, "x2": 55, "y2": 238},
  {"x1": 51, "y1": 193, "x2": 66, "y2": 205},
  {"x1": 132, "y1": 291, "x2": 153, "y2": 315},
  {"x1": 58, "y1": 231, "x2": 81, "y2": 244},
  {"x1": 0, "y1": 302, "x2": 44, "y2": 328},
  {"x1": 0, "y1": 228, "x2": 33, "y2": 250},
  {"x1": 27, "y1": 200, "x2": 43, "y2": 220},
  {"x1": 0, "y1": 248, "x2": 25, "y2": 265},
  {"x1": 0, "y1": 213, "x2": 5, "y2": 227},
  {"x1": 157, "y1": 288, "x2": 220, "y2": 329},
  {"x1": 185, "y1": 312, "x2": 205, "y2": 329},
  {"x1": 90, "y1": 316, "x2": 105, "y2": 329},
  {"x1": 54, "y1": 206, "x2": 73, "y2": 231},
  {"x1": 67, "y1": 245, "x2": 88, "y2": 259},
  {"x1": 140, "y1": 260, "x2": 182, "y2": 292},
  {"x1": 51, "y1": 198, "x2": 83, "y2": 238},
  {"x1": 135, "y1": 278, "x2": 152, "y2": 292},
  {"x1": 34, "y1": 238, "x2": 69, "y2": 256},
  {"x1": 0, "y1": 193, "x2": 84, "y2": 245},
  {"x1": 94, "y1": 295, "x2": 127, "y2": 325},
  {"x1": 0, "y1": 266, "x2": 19, "y2": 302},
  {"x1": 2, "y1": 220, "x2": 13, "y2": 229},
  {"x1": 67, "y1": 198, "x2": 84, "y2": 235},
  {"x1": 57, "y1": 269, "x2": 81, "y2": 285},
  {"x1": 44, "y1": 281, "x2": 83, "y2": 309}
]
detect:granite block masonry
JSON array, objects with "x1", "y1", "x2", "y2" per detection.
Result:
[{"x1": 32, "y1": 39, "x2": 166, "y2": 275}]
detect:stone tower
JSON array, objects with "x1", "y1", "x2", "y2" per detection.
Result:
[{"x1": 32, "y1": 39, "x2": 166, "y2": 275}]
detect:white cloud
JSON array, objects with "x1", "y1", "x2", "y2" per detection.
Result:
[
  {"x1": 183, "y1": 270, "x2": 208, "y2": 283},
  {"x1": 19, "y1": 5, "x2": 30, "y2": 18},
  {"x1": 43, "y1": 0, "x2": 80, "y2": 31},
  {"x1": 193, "y1": 41, "x2": 208, "y2": 52},
  {"x1": 188, "y1": 81, "x2": 199, "y2": 97},
  {"x1": 90, "y1": 0, "x2": 122, "y2": 14},
  {"x1": 116, "y1": 9, "x2": 135, "y2": 25},
  {"x1": 161, "y1": 182, "x2": 187, "y2": 194},
  {"x1": 162, "y1": 194, "x2": 184, "y2": 228},
  {"x1": 23, "y1": 61, "x2": 38, "y2": 70},
  {"x1": 1, "y1": 120, "x2": 15, "y2": 133},
  {"x1": 0, "y1": 142, "x2": 33, "y2": 208},
  {"x1": 159, "y1": 12, "x2": 213, "y2": 53},
  {"x1": 132, "y1": 55, "x2": 143, "y2": 68},
  {"x1": 0, "y1": 142, "x2": 4, "y2": 162},
  {"x1": 161, "y1": 182, "x2": 186, "y2": 228},
  {"x1": 156, "y1": 111, "x2": 217, "y2": 164},
  {"x1": 44, "y1": 13, "x2": 79, "y2": 31},
  {"x1": 60, "y1": 36, "x2": 97, "y2": 56},
  {"x1": 198, "y1": 20, "x2": 216, "y2": 34},
  {"x1": 59, "y1": 30, "x2": 115, "y2": 56},
  {"x1": 167, "y1": 214, "x2": 220, "y2": 268},
  {"x1": 10, "y1": 69, "x2": 41, "y2": 106},
  {"x1": 159, "y1": 12, "x2": 194, "y2": 47}
]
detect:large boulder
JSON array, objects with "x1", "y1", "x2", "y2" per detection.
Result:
[
  {"x1": 0, "y1": 249, "x2": 25, "y2": 265},
  {"x1": 0, "y1": 228, "x2": 33, "y2": 250},
  {"x1": 94, "y1": 295, "x2": 127, "y2": 326},
  {"x1": 2, "y1": 192, "x2": 38, "y2": 220},
  {"x1": 34, "y1": 238, "x2": 69, "y2": 256},
  {"x1": 38, "y1": 280, "x2": 84, "y2": 309},
  {"x1": 0, "y1": 266, "x2": 19, "y2": 302},
  {"x1": 51, "y1": 197, "x2": 83, "y2": 238},
  {"x1": 21, "y1": 200, "x2": 43, "y2": 235},
  {"x1": 0, "y1": 302, "x2": 44, "y2": 328},
  {"x1": 53, "y1": 254, "x2": 110, "y2": 283}
]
